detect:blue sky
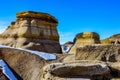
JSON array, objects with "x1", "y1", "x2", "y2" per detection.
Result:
[{"x1": 0, "y1": 0, "x2": 120, "y2": 44}]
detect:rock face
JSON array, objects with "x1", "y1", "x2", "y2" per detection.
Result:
[
  {"x1": 0, "y1": 45, "x2": 120, "y2": 80},
  {"x1": 0, "y1": 47, "x2": 68, "y2": 80},
  {"x1": 69, "y1": 32, "x2": 100, "y2": 54},
  {"x1": 42, "y1": 61, "x2": 110, "y2": 80},
  {"x1": 101, "y1": 34, "x2": 120, "y2": 44},
  {"x1": 0, "y1": 11, "x2": 62, "y2": 53},
  {"x1": 75, "y1": 44, "x2": 120, "y2": 61},
  {"x1": 63, "y1": 44, "x2": 120, "y2": 80},
  {"x1": 0, "y1": 48, "x2": 47, "y2": 80},
  {"x1": 75, "y1": 44, "x2": 120, "y2": 79},
  {"x1": 1, "y1": 11, "x2": 120, "y2": 80}
]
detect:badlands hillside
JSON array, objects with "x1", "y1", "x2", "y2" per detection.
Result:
[{"x1": 0, "y1": 11, "x2": 120, "y2": 80}]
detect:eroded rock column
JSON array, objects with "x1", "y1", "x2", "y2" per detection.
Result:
[{"x1": 0, "y1": 11, "x2": 62, "y2": 53}]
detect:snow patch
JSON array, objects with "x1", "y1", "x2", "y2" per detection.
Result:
[
  {"x1": 0, "y1": 45, "x2": 56, "y2": 60},
  {"x1": 17, "y1": 48, "x2": 56, "y2": 60},
  {"x1": 0, "y1": 60, "x2": 17, "y2": 80},
  {"x1": 61, "y1": 45, "x2": 72, "y2": 53},
  {"x1": 63, "y1": 46, "x2": 71, "y2": 52}
]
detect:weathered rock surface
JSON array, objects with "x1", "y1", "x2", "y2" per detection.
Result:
[
  {"x1": 0, "y1": 11, "x2": 62, "y2": 53},
  {"x1": 0, "y1": 48, "x2": 47, "y2": 80},
  {"x1": 1, "y1": 11, "x2": 120, "y2": 80},
  {"x1": 0, "y1": 45, "x2": 120, "y2": 80},
  {"x1": 42, "y1": 61, "x2": 110, "y2": 80},
  {"x1": 0, "y1": 47, "x2": 69, "y2": 80},
  {"x1": 69, "y1": 32, "x2": 100, "y2": 54},
  {"x1": 101, "y1": 34, "x2": 120, "y2": 44},
  {"x1": 75, "y1": 44, "x2": 120, "y2": 62},
  {"x1": 74, "y1": 44, "x2": 120, "y2": 79}
]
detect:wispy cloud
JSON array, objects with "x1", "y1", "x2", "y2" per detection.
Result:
[
  {"x1": 0, "y1": 21, "x2": 9, "y2": 34},
  {"x1": 59, "y1": 32, "x2": 75, "y2": 44},
  {"x1": 0, "y1": 26, "x2": 6, "y2": 34}
]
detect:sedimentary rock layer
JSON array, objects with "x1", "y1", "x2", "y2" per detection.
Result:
[
  {"x1": 0, "y1": 11, "x2": 62, "y2": 53},
  {"x1": 42, "y1": 61, "x2": 110, "y2": 80},
  {"x1": 75, "y1": 44, "x2": 120, "y2": 62}
]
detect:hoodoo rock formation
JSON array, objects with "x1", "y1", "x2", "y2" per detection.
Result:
[
  {"x1": 69, "y1": 32, "x2": 100, "y2": 54},
  {"x1": 0, "y1": 11, "x2": 62, "y2": 53},
  {"x1": 0, "y1": 11, "x2": 120, "y2": 80}
]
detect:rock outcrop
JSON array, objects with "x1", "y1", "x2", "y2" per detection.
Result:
[
  {"x1": 42, "y1": 61, "x2": 110, "y2": 80},
  {"x1": 74, "y1": 44, "x2": 120, "y2": 79},
  {"x1": 0, "y1": 11, "x2": 62, "y2": 53},
  {"x1": 0, "y1": 44, "x2": 120, "y2": 80},
  {"x1": 69, "y1": 32, "x2": 100, "y2": 54},
  {"x1": 75, "y1": 44, "x2": 120, "y2": 61},
  {"x1": 101, "y1": 34, "x2": 120, "y2": 44},
  {"x1": 0, "y1": 47, "x2": 68, "y2": 80},
  {"x1": 1, "y1": 11, "x2": 120, "y2": 80},
  {"x1": 0, "y1": 48, "x2": 47, "y2": 80}
]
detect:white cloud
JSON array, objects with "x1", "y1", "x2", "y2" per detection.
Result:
[{"x1": 0, "y1": 26, "x2": 7, "y2": 34}]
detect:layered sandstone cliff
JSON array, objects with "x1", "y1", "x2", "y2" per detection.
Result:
[{"x1": 0, "y1": 11, "x2": 62, "y2": 53}]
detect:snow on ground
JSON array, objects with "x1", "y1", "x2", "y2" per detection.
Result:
[
  {"x1": 63, "y1": 46, "x2": 71, "y2": 52},
  {"x1": 0, "y1": 45, "x2": 56, "y2": 60},
  {"x1": 0, "y1": 60, "x2": 17, "y2": 80},
  {"x1": 17, "y1": 48, "x2": 56, "y2": 60},
  {"x1": 61, "y1": 45, "x2": 71, "y2": 53}
]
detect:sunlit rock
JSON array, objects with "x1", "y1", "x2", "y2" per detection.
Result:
[{"x1": 0, "y1": 11, "x2": 62, "y2": 53}]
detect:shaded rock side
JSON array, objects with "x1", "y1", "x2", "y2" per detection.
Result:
[
  {"x1": 108, "y1": 62, "x2": 120, "y2": 79},
  {"x1": 41, "y1": 61, "x2": 110, "y2": 80},
  {"x1": 101, "y1": 34, "x2": 120, "y2": 44},
  {"x1": 69, "y1": 32, "x2": 100, "y2": 54},
  {"x1": 0, "y1": 11, "x2": 62, "y2": 53}
]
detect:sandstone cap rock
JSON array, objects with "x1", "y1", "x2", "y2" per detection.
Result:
[
  {"x1": 16, "y1": 11, "x2": 58, "y2": 24},
  {"x1": 69, "y1": 32, "x2": 100, "y2": 54},
  {"x1": 74, "y1": 32, "x2": 100, "y2": 42}
]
